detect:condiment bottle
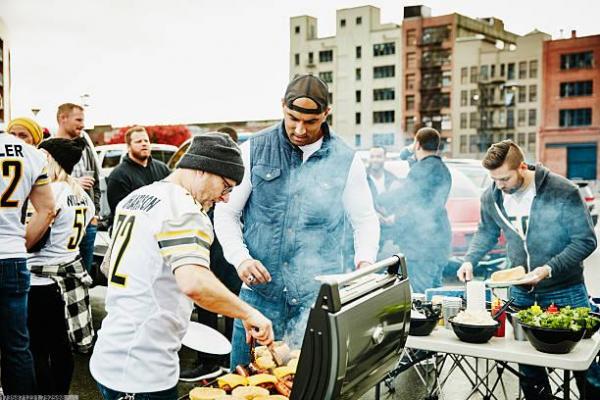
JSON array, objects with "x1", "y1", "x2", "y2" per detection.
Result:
[
  {"x1": 531, "y1": 302, "x2": 542, "y2": 314},
  {"x1": 492, "y1": 298, "x2": 506, "y2": 337},
  {"x1": 547, "y1": 303, "x2": 559, "y2": 314}
]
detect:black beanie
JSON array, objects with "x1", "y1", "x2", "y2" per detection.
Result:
[
  {"x1": 39, "y1": 137, "x2": 86, "y2": 174},
  {"x1": 177, "y1": 132, "x2": 244, "y2": 184}
]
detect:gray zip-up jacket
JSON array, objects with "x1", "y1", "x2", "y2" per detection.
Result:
[{"x1": 465, "y1": 164, "x2": 597, "y2": 293}]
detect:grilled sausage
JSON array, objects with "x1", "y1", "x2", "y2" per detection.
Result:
[
  {"x1": 275, "y1": 380, "x2": 292, "y2": 397},
  {"x1": 235, "y1": 365, "x2": 249, "y2": 377}
]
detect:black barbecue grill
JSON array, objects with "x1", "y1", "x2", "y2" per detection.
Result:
[
  {"x1": 291, "y1": 254, "x2": 411, "y2": 400},
  {"x1": 184, "y1": 254, "x2": 411, "y2": 400}
]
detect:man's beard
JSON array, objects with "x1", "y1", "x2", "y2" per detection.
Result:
[
  {"x1": 502, "y1": 174, "x2": 525, "y2": 194},
  {"x1": 131, "y1": 150, "x2": 150, "y2": 162}
]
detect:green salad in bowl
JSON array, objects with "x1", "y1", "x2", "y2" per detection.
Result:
[{"x1": 517, "y1": 305, "x2": 600, "y2": 333}]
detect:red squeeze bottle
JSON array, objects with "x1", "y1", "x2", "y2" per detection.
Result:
[
  {"x1": 547, "y1": 303, "x2": 559, "y2": 314},
  {"x1": 492, "y1": 299, "x2": 506, "y2": 337}
]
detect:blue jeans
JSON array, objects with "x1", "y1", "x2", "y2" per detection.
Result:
[
  {"x1": 80, "y1": 223, "x2": 97, "y2": 274},
  {"x1": 96, "y1": 382, "x2": 178, "y2": 400},
  {"x1": 510, "y1": 283, "x2": 600, "y2": 398},
  {"x1": 230, "y1": 288, "x2": 310, "y2": 368},
  {"x1": 0, "y1": 258, "x2": 36, "y2": 394}
]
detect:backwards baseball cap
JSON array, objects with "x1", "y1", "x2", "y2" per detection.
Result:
[
  {"x1": 177, "y1": 132, "x2": 244, "y2": 184},
  {"x1": 284, "y1": 74, "x2": 329, "y2": 114}
]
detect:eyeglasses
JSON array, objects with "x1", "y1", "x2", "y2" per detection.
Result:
[{"x1": 221, "y1": 176, "x2": 234, "y2": 195}]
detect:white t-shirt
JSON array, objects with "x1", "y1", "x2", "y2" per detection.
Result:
[
  {"x1": 0, "y1": 134, "x2": 49, "y2": 260},
  {"x1": 502, "y1": 181, "x2": 536, "y2": 238},
  {"x1": 28, "y1": 182, "x2": 94, "y2": 282},
  {"x1": 90, "y1": 181, "x2": 214, "y2": 393},
  {"x1": 369, "y1": 173, "x2": 387, "y2": 195}
]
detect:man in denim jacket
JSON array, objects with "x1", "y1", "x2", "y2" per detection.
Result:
[
  {"x1": 214, "y1": 75, "x2": 380, "y2": 367},
  {"x1": 458, "y1": 140, "x2": 598, "y2": 398}
]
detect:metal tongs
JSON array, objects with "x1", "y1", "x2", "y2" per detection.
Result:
[{"x1": 492, "y1": 297, "x2": 515, "y2": 321}]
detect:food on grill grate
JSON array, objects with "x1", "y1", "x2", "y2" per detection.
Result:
[
  {"x1": 286, "y1": 358, "x2": 298, "y2": 370},
  {"x1": 231, "y1": 385, "x2": 270, "y2": 399},
  {"x1": 255, "y1": 356, "x2": 276, "y2": 370},
  {"x1": 217, "y1": 374, "x2": 248, "y2": 391},
  {"x1": 268, "y1": 342, "x2": 291, "y2": 366},
  {"x1": 289, "y1": 350, "x2": 300, "y2": 359},
  {"x1": 254, "y1": 396, "x2": 289, "y2": 400},
  {"x1": 189, "y1": 387, "x2": 227, "y2": 399}
]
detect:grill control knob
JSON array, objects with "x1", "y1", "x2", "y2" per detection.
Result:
[{"x1": 372, "y1": 324, "x2": 385, "y2": 345}]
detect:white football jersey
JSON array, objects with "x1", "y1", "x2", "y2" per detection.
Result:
[
  {"x1": 0, "y1": 134, "x2": 49, "y2": 259},
  {"x1": 90, "y1": 181, "x2": 214, "y2": 393},
  {"x1": 28, "y1": 181, "x2": 94, "y2": 266}
]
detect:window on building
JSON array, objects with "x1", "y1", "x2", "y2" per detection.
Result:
[
  {"x1": 406, "y1": 73, "x2": 415, "y2": 90},
  {"x1": 461, "y1": 67, "x2": 468, "y2": 84},
  {"x1": 374, "y1": 65, "x2": 395, "y2": 79},
  {"x1": 518, "y1": 109, "x2": 526, "y2": 127},
  {"x1": 518, "y1": 86, "x2": 526, "y2": 103},
  {"x1": 295, "y1": 26, "x2": 300, "y2": 34},
  {"x1": 355, "y1": 112, "x2": 361, "y2": 125},
  {"x1": 528, "y1": 109, "x2": 537, "y2": 126},
  {"x1": 405, "y1": 116, "x2": 416, "y2": 135},
  {"x1": 506, "y1": 132, "x2": 515, "y2": 141},
  {"x1": 460, "y1": 135, "x2": 468, "y2": 153},
  {"x1": 355, "y1": 90, "x2": 361, "y2": 103},
  {"x1": 469, "y1": 112, "x2": 480, "y2": 129},
  {"x1": 442, "y1": 71, "x2": 452, "y2": 87},
  {"x1": 560, "y1": 81, "x2": 593, "y2": 97},
  {"x1": 294, "y1": 53, "x2": 300, "y2": 66},
  {"x1": 373, "y1": 133, "x2": 395, "y2": 146},
  {"x1": 406, "y1": 95, "x2": 414, "y2": 110},
  {"x1": 561, "y1": 51, "x2": 594, "y2": 70},
  {"x1": 460, "y1": 90, "x2": 468, "y2": 107},
  {"x1": 373, "y1": 111, "x2": 395, "y2": 124},
  {"x1": 355, "y1": 134, "x2": 362, "y2": 147},
  {"x1": 355, "y1": 67, "x2": 361, "y2": 81},
  {"x1": 480, "y1": 65, "x2": 489, "y2": 81},
  {"x1": 319, "y1": 50, "x2": 333, "y2": 63},
  {"x1": 500, "y1": 63, "x2": 505, "y2": 77},
  {"x1": 488, "y1": 65, "x2": 495, "y2": 78},
  {"x1": 406, "y1": 29, "x2": 417, "y2": 46},
  {"x1": 469, "y1": 135, "x2": 479, "y2": 153},
  {"x1": 319, "y1": 71, "x2": 333, "y2": 83},
  {"x1": 326, "y1": 114, "x2": 333, "y2": 126},
  {"x1": 406, "y1": 52, "x2": 416, "y2": 69},
  {"x1": 529, "y1": 60, "x2": 538, "y2": 78},
  {"x1": 470, "y1": 66, "x2": 478, "y2": 83},
  {"x1": 374, "y1": 42, "x2": 396, "y2": 57},
  {"x1": 507, "y1": 63, "x2": 515, "y2": 80},
  {"x1": 528, "y1": 132, "x2": 536, "y2": 153},
  {"x1": 529, "y1": 85, "x2": 537, "y2": 102},
  {"x1": 507, "y1": 109, "x2": 515, "y2": 128},
  {"x1": 470, "y1": 89, "x2": 479, "y2": 106},
  {"x1": 460, "y1": 113, "x2": 468, "y2": 129},
  {"x1": 328, "y1": 92, "x2": 333, "y2": 104},
  {"x1": 356, "y1": 46, "x2": 362, "y2": 59},
  {"x1": 308, "y1": 52, "x2": 314, "y2": 64},
  {"x1": 559, "y1": 108, "x2": 592, "y2": 127},
  {"x1": 519, "y1": 62, "x2": 527, "y2": 79},
  {"x1": 518, "y1": 132, "x2": 526, "y2": 147},
  {"x1": 340, "y1": 19, "x2": 346, "y2": 27},
  {"x1": 356, "y1": 16, "x2": 362, "y2": 25}
]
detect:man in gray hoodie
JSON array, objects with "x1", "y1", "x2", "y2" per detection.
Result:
[{"x1": 458, "y1": 140, "x2": 598, "y2": 398}]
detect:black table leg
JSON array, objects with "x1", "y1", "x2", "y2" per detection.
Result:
[
  {"x1": 375, "y1": 381, "x2": 381, "y2": 400},
  {"x1": 563, "y1": 370, "x2": 570, "y2": 400}
]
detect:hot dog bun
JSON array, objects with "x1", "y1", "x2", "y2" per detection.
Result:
[{"x1": 490, "y1": 266, "x2": 526, "y2": 282}]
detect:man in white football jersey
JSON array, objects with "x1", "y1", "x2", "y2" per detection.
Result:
[
  {"x1": 0, "y1": 131, "x2": 55, "y2": 394},
  {"x1": 28, "y1": 137, "x2": 95, "y2": 394},
  {"x1": 90, "y1": 133, "x2": 274, "y2": 400}
]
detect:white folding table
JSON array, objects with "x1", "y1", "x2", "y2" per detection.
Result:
[{"x1": 403, "y1": 324, "x2": 600, "y2": 399}]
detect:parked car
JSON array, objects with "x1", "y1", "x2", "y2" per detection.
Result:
[
  {"x1": 96, "y1": 143, "x2": 177, "y2": 176},
  {"x1": 572, "y1": 179, "x2": 598, "y2": 226},
  {"x1": 444, "y1": 158, "x2": 491, "y2": 193}
]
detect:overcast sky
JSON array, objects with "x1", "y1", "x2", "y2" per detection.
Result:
[{"x1": 1, "y1": 0, "x2": 598, "y2": 129}]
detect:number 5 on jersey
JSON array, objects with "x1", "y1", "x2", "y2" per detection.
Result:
[{"x1": 108, "y1": 214, "x2": 136, "y2": 287}]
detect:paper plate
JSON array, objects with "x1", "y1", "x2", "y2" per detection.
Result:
[{"x1": 181, "y1": 322, "x2": 232, "y2": 355}]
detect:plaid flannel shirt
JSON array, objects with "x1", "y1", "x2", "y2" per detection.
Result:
[{"x1": 30, "y1": 258, "x2": 95, "y2": 353}]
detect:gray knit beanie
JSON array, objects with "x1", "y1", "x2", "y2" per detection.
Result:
[{"x1": 177, "y1": 132, "x2": 244, "y2": 184}]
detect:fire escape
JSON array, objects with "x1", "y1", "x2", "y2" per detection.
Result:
[{"x1": 418, "y1": 26, "x2": 452, "y2": 134}]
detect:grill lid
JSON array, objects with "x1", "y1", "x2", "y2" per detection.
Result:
[{"x1": 291, "y1": 254, "x2": 411, "y2": 400}]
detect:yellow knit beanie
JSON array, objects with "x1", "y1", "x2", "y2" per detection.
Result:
[{"x1": 7, "y1": 117, "x2": 44, "y2": 145}]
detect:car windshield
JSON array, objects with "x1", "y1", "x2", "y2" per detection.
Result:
[{"x1": 103, "y1": 149, "x2": 123, "y2": 169}]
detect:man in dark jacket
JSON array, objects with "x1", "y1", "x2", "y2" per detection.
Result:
[
  {"x1": 458, "y1": 140, "x2": 599, "y2": 398},
  {"x1": 106, "y1": 126, "x2": 170, "y2": 225},
  {"x1": 383, "y1": 127, "x2": 452, "y2": 293}
]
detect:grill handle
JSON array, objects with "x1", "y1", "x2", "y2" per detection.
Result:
[{"x1": 319, "y1": 253, "x2": 407, "y2": 287}]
